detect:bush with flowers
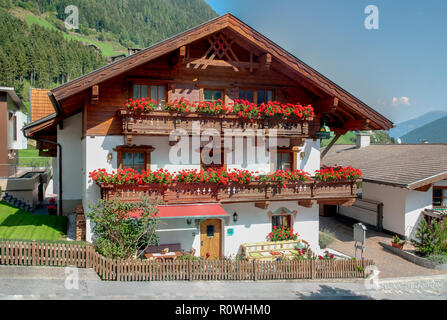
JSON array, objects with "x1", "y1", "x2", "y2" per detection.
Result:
[
  {"x1": 195, "y1": 99, "x2": 230, "y2": 115},
  {"x1": 89, "y1": 168, "x2": 173, "y2": 186},
  {"x1": 262, "y1": 169, "x2": 311, "y2": 188},
  {"x1": 267, "y1": 226, "x2": 298, "y2": 241},
  {"x1": 122, "y1": 97, "x2": 315, "y2": 120},
  {"x1": 316, "y1": 250, "x2": 335, "y2": 260},
  {"x1": 124, "y1": 97, "x2": 158, "y2": 112},
  {"x1": 315, "y1": 166, "x2": 362, "y2": 181},
  {"x1": 164, "y1": 97, "x2": 192, "y2": 113}
]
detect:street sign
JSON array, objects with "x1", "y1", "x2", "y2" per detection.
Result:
[{"x1": 353, "y1": 223, "x2": 367, "y2": 259}]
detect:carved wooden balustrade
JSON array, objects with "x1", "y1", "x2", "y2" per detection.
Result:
[
  {"x1": 99, "y1": 179, "x2": 359, "y2": 205},
  {"x1": 118, "y1": 109, "x2": 318, "y2": 138}
]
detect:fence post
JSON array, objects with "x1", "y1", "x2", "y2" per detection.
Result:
[
  {"x1": 188, "y1": 260, "x2": 192, "y2": 281},
  {"x1": 253, "y1": 260, "x2": 257, "y2": 281},
  {"x1": 31, "y1": 240, "x2": 36, "y2": 266},
  {"x1": 311, "y1": 260, "x2": 316, "y2": 279}
]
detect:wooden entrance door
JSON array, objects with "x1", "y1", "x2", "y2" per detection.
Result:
[{"x1": 200, "y1": 219, "x2": 222, "y2": 259}]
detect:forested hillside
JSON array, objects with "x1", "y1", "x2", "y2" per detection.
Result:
[
  {"x1": 2, "y1": 0, "x2": 217, "y2": 48},
  {"x1": 0, "y1": 0, "x2": 217, "y2": 104},
  {"x1": 0, "y1": 8, "x2": 106, "y2": 100}
]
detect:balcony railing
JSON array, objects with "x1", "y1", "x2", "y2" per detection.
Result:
[
  {"x1": 99, "y1": 179, "x2": 359, "y2": 205},
  {"x1": 118, "y1": 109, "x2": 319, "y2": 138}
]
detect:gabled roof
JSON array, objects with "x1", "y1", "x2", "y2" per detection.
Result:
[
  {"x1": 49, "y1": 13, "x2": 392, "y2": 131},
  {"x1": 322, "y1": 144, "x2": 447, "y2": 189},
  {"x1": 30, "y1": 88, "x2": 54, "y2": 122}
]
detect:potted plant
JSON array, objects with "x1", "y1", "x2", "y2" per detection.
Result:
[
  {"x1": 391, "y1": 235, "x2": 406, "y2": 249},
  {"x1": 47, "y1": 205, "x2": 57, "y2": 215}
]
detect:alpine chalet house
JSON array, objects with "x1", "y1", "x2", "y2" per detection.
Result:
[{"x1": 23, "y1": 14, "x2": 392, "y2": 258}]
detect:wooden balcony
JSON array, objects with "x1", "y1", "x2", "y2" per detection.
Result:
[
  {"x1": 99, "y1": 179, "x2": 359, "y2": 206},
  {"x1": 118, "y1": 109, "x2": 318, "y2": 139}
]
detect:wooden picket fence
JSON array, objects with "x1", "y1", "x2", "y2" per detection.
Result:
[{"x1": 0, "y1": 240, "x2": 373, "y2": 281}]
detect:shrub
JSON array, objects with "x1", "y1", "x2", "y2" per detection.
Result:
[
  {"x1": 412, "y1": 219, "x2": 447, "y2": 256},
  {"x1": 87, "y1": 198, "x2": 160, "y2": 259},
  {"x1": 319, "y1": 228, "x2": 335, "y2": 249},
  {"x1": 426, "y1": 254, "x2": 447, "y2": 264}
]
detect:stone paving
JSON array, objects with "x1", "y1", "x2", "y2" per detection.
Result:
[{"x1": 320, "y1": 216, "x2": 446, "y2": 278}]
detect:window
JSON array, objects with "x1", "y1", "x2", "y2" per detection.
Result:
[
  {"x1": 115, "y1": 145, "x2": 154, "y2": 173},
  {"x1": 239, "y1": 89, "x2": 254, "y2": 102},
  {"x1": 133, "y1": 84, "x2": 148, "y2": 100},
  {"x1": 272, "y1": 215, "x2": 291, "y2": 230},
  {"x1": 133, "y1": 84, "x2": 166, "y2": 108},
  {"x1": 206, "y1": 225, "x2": 214, "y2": 237},
  {"x1": 204, "y1": 89, "x2": 223, "y2": 102},
  {"x1": 433, "y1": 187, "x2": 447, "y2": 207},
  {"x1": 12, "y1": 115, "x2": 17, "y2": 141},
  {"x1": 275, "y1": 152, "x2": 291, "y2": 171},
  {"x1": 257, "y1": 89, "x2": 273, "y2": 104},
  {"x1": 122, "y1": 152, "x2": 145, "y2": 172},
  {"x1": 150, "y1": 85, "x2": 166, "y2": 108}
]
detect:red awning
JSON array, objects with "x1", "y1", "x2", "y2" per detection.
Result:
[{"x1": 128, "y1": 204, "x2": 228, "y2": 219}]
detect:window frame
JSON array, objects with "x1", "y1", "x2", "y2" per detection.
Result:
[
  {"x1": 237, "y1": 88, "x2": 275, "y2": 105},
  {"x1": 131, "y1": 82, "x2": 168, "y2": 105},
  {"x1": 203, "y1": 89, "x2": 224, "y2": 102},
  {"x1": 271, "y1": 214, "x2": 292, "y2": 230},
  {"x1": 272, "y1": 147, "x2": 295, "y2": 172},
  {"x1": 433, "y1": 186, "x2": 447, "y2": 207},
  {"x1": 114, "y1": 145, "x2": 155, "y2": 172}
]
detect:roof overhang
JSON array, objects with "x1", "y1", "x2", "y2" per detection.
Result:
[
  {"x1": 363, "y1": 172, "x2": 447, "y2": 190},
  {"x1": 0, "y1": 86, "x2": 25, "y2": 111}
]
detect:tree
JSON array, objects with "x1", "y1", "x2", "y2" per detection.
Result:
[{"x1": 87, "y1": 198, "x2": 160, "y2": 259}]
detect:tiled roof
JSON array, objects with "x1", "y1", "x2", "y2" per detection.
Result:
[
  {"x1": 322, "y1": 144, "x2": 447, "y2": 189},
  {"x1": 30, "y1": 88, "x2": 54, "y2": 122}
]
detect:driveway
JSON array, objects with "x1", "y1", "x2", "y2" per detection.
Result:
[{"x1": 320, "y1": 215, "x2": 446, "y2": 278}]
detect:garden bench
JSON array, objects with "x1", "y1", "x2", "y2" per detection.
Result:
[{"x1": 241, "y1": 239, "x2": 310, "y2": 260}]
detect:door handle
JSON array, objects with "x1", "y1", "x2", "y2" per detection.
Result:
[{"x1": 201, "y1": 241, "x2": 203, "y2": 246}]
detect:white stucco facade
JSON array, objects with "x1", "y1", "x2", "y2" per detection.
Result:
[
  {"x1": 56, "y1": 114, "x2": 322, "y2": 254},
  {"x1": 339, "y1": 180, "x2": 446, "y2": 240}
]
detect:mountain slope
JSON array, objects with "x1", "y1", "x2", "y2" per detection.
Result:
[
  {"x1": 0, "y1": 0, "x2": 218, "y2": 102},
  {"x1": 389, "y1": 111, "x2": 447, "y2": 139},
  {"x1": 4, "y1": 0, "x2": 217, "y2": 48},
  {"x1": 401, "y1": 115, "x2": 447, "y2": 143}
]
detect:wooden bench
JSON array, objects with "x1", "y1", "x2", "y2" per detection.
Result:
[{"x1": 241, "y1": 239, "x2": 310, "y2": 261}]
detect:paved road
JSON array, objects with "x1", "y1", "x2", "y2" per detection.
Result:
[
  {"x1": 0, "y1": 266, "x2": 446, "y2": 300},
  {"x1": 320, "y1": 216, "x2": 446, "y2": 278}
]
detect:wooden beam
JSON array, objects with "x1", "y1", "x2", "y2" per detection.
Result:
[
  {"x1": 298, "y1": 200, "x2": 314, "y2": 208},
  {"x1": 91, "y1": 85, "x2": 99, "y2": 105},
  {"x1": 259, "y1": 53, "x2": 272, "y2": 70},
  {"x1": 255, "y1": 201, "x2": 270, "y2": 209},
  {"x1": 318, "y1": 97, "x2": 338, "y2": 113},
  {"x1": 317, "y1": 198, "x2": 356, "y2": 206},
  {"x1": 414, "y1": 184, "x2": 433, "y2": 192},
  {"x1": 321, "y1": 134, "x2": 341, "y2": 159}
]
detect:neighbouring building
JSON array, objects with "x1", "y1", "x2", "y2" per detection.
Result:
[
  {"x1": 322, "y1": 133, "x2": 447, "y2": 240},
  {"x1": 23, "y1": 14, "x2": 392, "y2": 258},
  {"x1": 0, "y1": 87, "x2": 27, "y2": 177}
]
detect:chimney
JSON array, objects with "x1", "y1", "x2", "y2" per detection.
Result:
[{"x1": 356, "y1": 131, "x2": 372, "y2": 148}]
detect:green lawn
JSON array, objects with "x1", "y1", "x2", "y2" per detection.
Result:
[
  {"x1": 18, "y1": 149, "x2": 51, "y2": 167},
  {"x1": 0, "y1": 202, "x2": 67, "y2": 241}
]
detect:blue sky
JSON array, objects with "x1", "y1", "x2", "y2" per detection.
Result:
[{"x1": 205, "y1": 0, "x2": 447, "y2": 124}]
